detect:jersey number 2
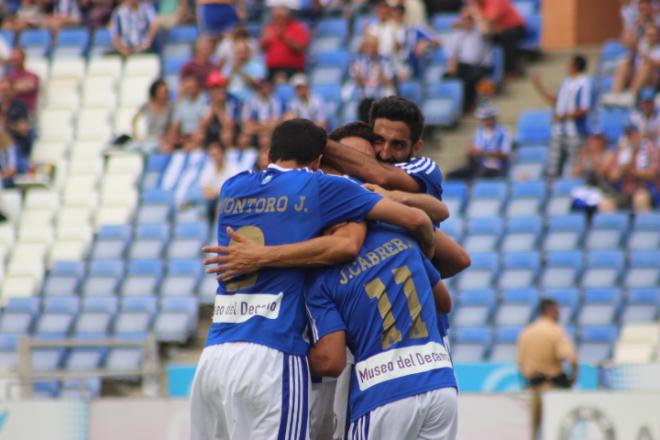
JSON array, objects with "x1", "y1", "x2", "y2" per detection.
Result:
[{"x1": 364, "y1": 265, "x2": 429, "y2": 350}]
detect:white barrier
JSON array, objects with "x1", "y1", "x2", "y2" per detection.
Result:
[
  {"x1": 0, "y1": 400, "x2": 87, "y2": 440},
  {"x1": 542, "y1": 391, "x2": 660, "y2": 440}
]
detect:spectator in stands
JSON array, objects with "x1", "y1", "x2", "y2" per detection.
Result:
[
  {"x1": 199, "y1": 142, "x2": 237, "y2": 221},
  {"x1": 443, "y1": 7, "x2": 494, "y2": 111},
  {"x1": 196, "y1": 0, "x2": 242, "y2": 42},
  {"x1": 364, "y1": 0, "x2": 397, "y2": 57},
  {"x1": 6, "y1": 48, "x2": 39, "y2": 114},
  {"x1": 174, "y1": 0, "x2": 196, "y2": 25},
  {"x1": 42, "y1": 0, "x2": 82, "y2": 33},
  {"x1": 240, "y1": 79, "x2": 282, "y2": 149},
  {"x1": 2, "y1": 0, "x2": 46, "y2": 32},
  {"x1": 447, "y1": 103, "x2": 510, "y2": 179},
  {"x1": 80, "y1": 0, "x2": 115, "y2": 28},
  {"x1": 217, "y1": 26, "x2": 261, "y2": 70},
  {"x1": 0, "y1": 32, "x2": 10, "y2": 73},
  {"x1": 221, "y1": 38, "x2": 266, "y2": 102},
  {"x1": 613, "y1": 23, "x2": 660, "y2": 95},
  {"x1": 0, "y1": 79, "x2": 32, "y2": 159},
  {"x1": 180, "y1": 37, "x2": 218, "y2": 90},
  {"x1": 0, "y1": 130, "x2": 26, "y2": 188},
  {"x1": 467, "y1": 0, "x2": 526, "y2": 76},
  {"x1": 342, "y1": 35, "x2": 396, "y2": 102},
  {"x1": 600, "y1": 124, "x2": 658, "y2": 213},
  {"x1": 391, "y1": 4, "x2": 439, "y2": 79},
  {"x1": 131, "y1": 78, "x2": 172, "y2": 153},
  {"x1": 572, "y1": 133, "x2": 609, "y2": 186},
  {"x1": 532, "y1": 54, "x2": 592, "y2": 178},
  {"x1": 254, "y1": 146, "x2": 269, "y2": 171},
  {"x1": 629, "y1": 87, "x2": 658, "y2": 141},
  {"x1": 110, "y1": 0, "x2": 160, "y2": 58},
  {"x1": 619, "y1": 0, "x2": 658, "y2": 50},
  {"x1": 166, "y1": 74, "x2": 208, "y2": 152},
  {"x1": 284, "y1": 73, "x2": 327, "y2": 129},
  {"x1": 260, "y1": 6, "x2": 310, "y2": 82},
  {"x1": 197, "y1": 71, "x2": 240, "y2": 148},
  {"x1": 517, "y1": 298, "x2": 578, "y2": 440}
]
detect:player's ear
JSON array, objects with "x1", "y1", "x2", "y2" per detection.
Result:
[{"x1": 411, "y1": 140, "x2": 423, "y2": 157}]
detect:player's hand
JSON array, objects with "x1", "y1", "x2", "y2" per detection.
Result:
[
  {"x1": 202, "y1": 227, "x2": 267, "y2": 280},
  {"x1": 363, "y1": 183, "x2": 392, "y2": 197}
]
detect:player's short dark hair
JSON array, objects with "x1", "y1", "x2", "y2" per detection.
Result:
[
  {"x1": 539, "y1": 298, "x2": 558, "y2": 314},
  {"x1": 329, "y1": 121, "x2": 376, "y2": 144},
  {"x1": 369, "y1": 96, "x2": 425, "y2": 144},
  {"x1": 572, "y1": 54, "x2": 588, "y2": 73},
  {"x1": 358, "y1": 98, "x2": 375, "y2": 123},
  {"x1": 270, "y1": 119, "x2": 326, "y2": 165}
]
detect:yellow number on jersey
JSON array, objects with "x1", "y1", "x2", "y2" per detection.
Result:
[{"x1": 224, "y1": 226, "x2": 265, "y2": 292}]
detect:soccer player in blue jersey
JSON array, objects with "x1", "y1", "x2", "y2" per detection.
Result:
[
  {"x1": 190, "y1": 119, "x2": 436, "y2": 440},
  {"x1": 307, "y1": 222, "x2": 458, "y2": 439}
]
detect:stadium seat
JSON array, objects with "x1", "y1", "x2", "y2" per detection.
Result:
[
  {"x1": 91, "y1": 225, "x2": 132, "y2": 260},
  {"x1": 580, "y1": 250, "x2": 625, "y2": 289},
  {"x1": 309, "y1": 36, "x2": 343, "y2": 55},
  {"x1": 495, "y1": 288, "x2": 539, "y2": 327},
  {"x1": 505, "y1": 180, "x2": 545, "y2": 217},
  {"x1": 546, "y1": 179, "x2": 583, "y2": 216},
  {"x1": 0, "y1": 335, "x2": 19, "y2": 371},
  {"x1": 161, "y1": 259, "x2": 202, "y2": 296},
  {"x1": 198, "y1": 276, "x2": 218, "y2": 305},
  {"x1": 154, "y1": 296, "x2": 199, "y2": 343},
  {"x1": 34, "y1": 296, "x2": 80, "y2": 338},
  {"x1": 136, "y1": 189, "x2": 174, "y2": 224},
  {"x1": 142, "y1": 154, "x2": 171, "y2": 190},
  {"x1": 310, "y1": 66, "x2": 344, "y2": 86},
  {"x1": 520, "y1": 14, "x2": 542, "y2": 50},
  {"x1": 114, "y1": 296, "x2": 157, "y2": 339},
  {"x1": 87, "y1": 55, "x2": 123, "y2": 80},
  {"x1": 167, "y1": 25, "x2": 198, "y2": 44},
  {"x1": 543, "y1": 289, "x2": 580, "y2": 325},
  {"x1": 89, "y1": 29, "x2": 113, "y2": 56},
  {"x1": 76, "y1": 108, "x2": 112, "y2": 142},
  {"x1": 613, "y1": 323, "x2": 660, "y2": 364},
  {"x1": 497, "y1": 252, "x2": 540, "y2": 290},
  {"x1": 43, "y1": 261, "x2": 85, "y2": 296},
  {"x1": 501, "y1": 216, "x2": 542, "y2": 252},
  {"x1": 453, "y1": 289, "x2": 496, "y2": 327},
  {"x1": 74, "y1": 299, "x2": 115, "y2": 339},
  {"x1": 128, "y1": 224, "x2": 170, "y2": 260},
  {"x1": 61, "y1": 379, "x2": 102, "y2": 398},
  {"x1": 543, "y1": 214, "x2": 586, "y2": 252},
  {"x1": 82, "y1": 76, "x2": 118, "y2": 109},
  {"x1": 624, "y1": 250, "x2": 660, "y2": 289},
  {"x1": 451, "y1": 327, "x2": 492, "y2": 362},
  {"x1": 312, "y1": 84, "x2": 342, "y2": 103},
  {"x1": 432, "y1": 13, "x2": 459, "y2": 33},
  {"x1": 466, "y1": 180, "x2": 507, "y2": 219},
  {"x1": 489, "y1": 326, "x2": 523, "y2": 363},
  {"x1": 105, "y1": 347, "x2": 144, "y2": 372},
  {"x1": 627, "y1": 212, "x2": 660, "y2": 250},
  {"x1": 424, "y1": 80, "x2": 463, "y2": 126},
  {"x1": 18, "y1": 29, "x2": 51, "y2": 57},
  {"x1": 440, "y1": 217, "x2": 464, "y2": 243},
  {"x1": 585, "y1": 213, "x2": 629, "y2": 250},
  {"x1": 456, "y1": 253, "x2": 499, "y2": 291},
  {"x1": 0, "y1": 298, "x2": 40, "y2": 335},
  {"x1": 516, "y1": 110, "x2": 552, "y2": 145},
  {"x1": 579, "y1": 325, "x2": 618, "y2": 364},
  {"x1": 53, "y1": 28, "x2": 90, "y2": 57},
  {"x1": 620, "y1": 288, "x2": 658, "y2": 324},
  {"x1": 32, "y1": 349, "x2": 66, "y2": 372},
  {"x1": 598, "y1": 107, "x2": 631, "y2": 144},
  {"x1": 577, "y1": 288, "x2": 622, "y2": 326},
  {"x1": 442, "y1": 181, "x2": 468, "y2": 217},
  {"x1": 66, "y1": 349, "x2": 106, "y2": 372},
  {"x1": 168, "y1": 222, "x2": 210, "y2": 260},
  {"x1": 120, "y1": 260, "x2": 163, "y2": 297},
  {"x1": 398, "y1": 80, "x2": 423, "y2": 102},
  {"x1": 50, "y1": 57, "x2": 86, "y2": 80},
  {"x1": 315, "y1": 18, "x2": 349, "y2": 40},
  {"x1": 463, "y1": 218, "x2": 503, "y2": 253},
  {"x1": 540, "y1": 251, "x2": 583, "y2": 290},
  {"x1": 81, "y1": 259, "x2": 124, "y2": 296},
  {"x1": 509, "y1": 146, "x2": 549, "y2": 181},
  {"x1": 312, "y1": 50, "x2": 350, "y2": 70},
  {"x1": 124, "y1": 54, "x2": 161, "y2": 78}
]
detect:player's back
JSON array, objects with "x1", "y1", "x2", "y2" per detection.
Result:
[{"x1": 308, "y1": 223, "x2": 456, "y2": 421}]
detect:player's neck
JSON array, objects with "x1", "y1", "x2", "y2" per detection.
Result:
[
  {"x1": 320, "y1": 164, "x2": 340, "y2": 175},
  {"x1": 272, "y1": 159, "x2": 307, "y2": 170}
]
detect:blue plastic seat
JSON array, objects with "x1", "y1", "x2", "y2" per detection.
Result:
[
  {"x1": 90, "y1": 29, "x2": 112, "y2": 56},
  {"x1": 92, "y1": 225, "x2": 132, "y2": 260},
  {"x1": 53, "y1": 28, "x2": 89, "y2": 57},
  {"x1": 309, "y1": 36, "x2": 343, "y2": 56},
  {"x1": 442, "y1": 181, "x2": 468, "y2": 216},
  {"x1": 498, "y1": 252, "x2": 540, "y2": 290},
  {"x1": 501, "y1": 216, "x2": 542, "y2": 252},
  {"x1": 513, "y1": 0, "x2": 536, "y2": 16},
  {"x1": 432, "y1": 13, "x2": 459, "y2": 33},
  {"x1": 577, "y1": 288, "x2": 622, "y2": 326},
  {"x1": 543, "y1": 288, "x2": 580, "y2": 325},
  {"x1": 585, "y1": 213, "x2": 629, "y2": 250},
  {"x1": 540, "y1": 251, "x2": 583, "y2": 289},
  {"x1": 621, "y1": 288, "x2": 659, "y2": 324},
  {"x1": 516, "y1": 110, "x2": 552, "y2": 145},
  {"x1": 34, "y1": 297, "x2": 80, "y2": 338},
  {"x1": 82, "y1": 259, "x2": 125, "y2": 296},
  {"x1": 61, "y1": 378, "x2": 102, "y2": 398},
  {"x1": 310, "y1": 66, "x2": 344, "y2": 87},
  {"x1": 598, "y1": 107, "x2": 631, "y2": 144},
  {"x1": 168, "y1": 222, "x2": 209, "y2": 259},
  {"x1": 137, "y1": 190, "x2": 175, "y2": 224},
  {"x1": 0, "y1": 335, "x2": 19, "y2": 371},
  {"x1": 129, "y1": 224, "x2": 170, "y2": 260},
  {"x1": 163, "y1": 56, "x2": 187, "y2": 76},
  {"x1": 451, "y1": 327, "x2": 492, "y2": 362},
  {"x1": 315, "y1": 18, "x2": 348, "y2": 40},
  {"x1": 143, "y1": 154, "x2": 171, "y2": 190},
  {"x1": 154, "y1": 296, "x2": 199, "y2": 343},
  {"x1": 520, "y1": 14, "x2": 541, "y2": 50},
  {"x1": 454, "y1": 289, "x2": 496, "y2": 327},
  {"x1": 0, "y1": 298, "x2": 40, "y2": 335},
  {"x1": 43, "y1": 261, "x2": 85, "y2": 296},
  {"x1": 312, "y1": 84, "x2": 341, "y2": 103},
  {"x1": 627, "y1": 213, "x2": 660, "y2": 250},
  {"x1": 121, "y1": 259, "x2": 163, "y2": 296},
  {"x1": 495, "y1": 288, "x2": 539, "y2": 326},
  {"x1": 464, "y1": 218, "x2": 503, "y2": 253},
  {"x1": 624, "y1": 250, "x2": 660, "y2": 289},
  {"x1": 198, "y1": 275, "x2": 219, "y2": 305},
  {"x1": 114, "y1": 296, "x2": 157, "y2": 339},
  {"x1": 580, "y1": 250, "x2": 625, "y2": 289},
  {"x1": 510, "y1": 146, "x2": 549, "y2": 181},
  {"x1": 313, "y1": 50, "x2": 350, "y2": 70},
  {"x1": 105, "y1": 347, "x2": 144, "y2": 372},
  {"x1": 505, "y1": 181, "x2": 546, "y2": 217},
  {"x1": 579, "y1": 325, "x2": 618, "y2": 363},
  {"x1": 466, "y1": 180, "x2": 508, "y2": 219},
  {"x1": 274, "y1": 83, "x2": 296, "y2": 102},
  {"x1": 489, "y1": 326, "x2": 524, "y2": 362},
  {"x1": 546, "y1": 179, "x2": 584, "y2": 216},
  {"x1": 398, "y1": 80, "x2": 423, "y2": 102},
  {"x1": 18, "y1": 29, "x2": 50, "y2": 57},
  {"x1": 161, "y1": 259, "x2": 202, "y2": 296},
  {"x1": 0, "y1": 31, "x2": 14, "y2": 47},
  {"x1": 424, "y1": 80, "x2": 463, "y2": 126},
  {"x1": 456, "y1": 253, "x2": 499, "y2": 291},
  {"x1": 543, "y1": 214, "x2": 586, "y2": 252},
  {"x1": 66, "y1": 348, "x2": 106, "y2": 371},
  {"x1": 167, "y1": 25, "x2": 198, "y2": 44},
  {"x1": 440, "y1": 218, "x2": 464, "y2": 243},
  {"x1": 76, "y1": 297, "x2": 116, "y2": 338}
]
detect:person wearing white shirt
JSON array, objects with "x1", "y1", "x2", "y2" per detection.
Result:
[
  {"x1": 199, "y1": 143, "x2": 240, "y2": 221},
  {"x1": 364, "y1": 1, "x2": 398, "y2": 57},
  {"x1": 284, "y1": 73, "x2": 327, "y2": 129},
  {"x1": 533, "y1": 54, "x2": 592, "y2": 177},
  {"x1": 629, "y1": 87, "x2": 658, "y2": 141}
]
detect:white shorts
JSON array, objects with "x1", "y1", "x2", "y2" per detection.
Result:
[
  {"x1": 347, "y1": 388, "x2": 458, "y2": 440},
  {"x1": 310, "y1": 381, "x2": 336, "y2": 440},
  {"x1": 190, "y1": 342, "x2": 310, "y2": 440},
  {"x1": 332, "y1": 363, "x2": 352, "y2": 440}
]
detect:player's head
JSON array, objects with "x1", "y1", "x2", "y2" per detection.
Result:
[
  {"x1": 329, "y1": 122, "x2": 377, "y2": 158},
  {"x1": 369, "y1": 96, "x2": 424, "y2": 163},
  {"x1": 269, "y1": 119, "x2": 326, "y2": 169},
  {"x1": 568, "y1": 54, "x2": 588, "y2": 75},
  {"x1": 539, "y1": 299, "x2": 560, "y2": 322}
]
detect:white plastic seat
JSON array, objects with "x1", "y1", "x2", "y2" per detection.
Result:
[
  {"x1": 25, "y1": 189, "x2": 60, "y2": 210},
  {"x1": 124, "y1": 54, "x2": 160, "y2": 77},
  {"x1": 113, "y1": 108, "x2": 142, "y2": 136},
  {"x1": 82, "y1": 77, "x2": 118, "y2": 109},
  {"x1": 39, "y1": 123, "x2": 74, "y2": 143},
  {"x1": 76, "y1": 108, "x2": 112, "y2": 142},
  {"x1": 10, "y1": 242, "x2": 48, "y2": 265},
  {"x1": 38, "y1": 108, "x2": 75, "y2": 131},
  {"x1": 70, "y1": 141, "x2": 106, "y2": 159},
  {"x1": 17, "y1": 225, "x2": 54, "y2": 245},
  {"x1": 87, "y1": 56, "x2": 123, "y2": 80},
  {"x1": 119, "y1": 76, "x2": 153, "y2": 108},
  {"x1": 57, "y1": 224, "x2": 93, "y2": 244},
  {"x1": 44, "y1": 92, "x2": 80, "y2": 111},
  {"x1": 0, "y1": 224, "x2": 15, "y2": 247},
  {"x1": 30, "y1": 141, "x2": 68, "y2": 164},
  {"x1": 46, "y1": 78, "x2": 80, "y2": 100},
  {"x1": 95, "y1": 206, "x2": 134, "y2": 227},
  {"x1": 49, "y1": 240, "x2": 88, "y2": 263},
  {"x1": 1, "y1": 276, "x2": 40, "y2": 300},
  {"x1": 68, "y1": 157, "x2": 104, "y2": 177},
  {"x1": 50, "y1": 57, "x2": 86, "y2": 80},
  {"x1": 106, "y1": 154, "x2": 144, "y2": 177},
  {"x1": 20, "y1": 209, "x2": 56, "y2": 228},
  {"x1": 25, "y1": 57, "x2": 50, "y2": 83},
  {"x1": 0, "y1": 189, "x2": 22, "y2": 223},
  {"x1": 613, "y1": 343, "x2": 655, "y2": 364}
]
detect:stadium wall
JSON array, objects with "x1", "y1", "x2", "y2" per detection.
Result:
[{"x1": 541, "y1": 0, "x2": 621, "y2": 49}]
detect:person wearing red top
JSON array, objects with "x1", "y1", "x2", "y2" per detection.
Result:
[
  {"x1": 180, "y1": 37, "x2": 218, "y2": 90},
  {"x1": 260, "y1": 6, "x2": 310, "y2": 82},
  {"x1": 6, "y1": 48, "x2": 39, "y2": 114},
  {"x1": 468, "y1": 0, "x2": 526, "y2": 75}
]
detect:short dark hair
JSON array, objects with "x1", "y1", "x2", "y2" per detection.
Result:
[
  {"x1": 329, "y1": 122, "x2": 376, "y2": 144},
  {"x1": 369, "y1": 96, "x2": 425, "y2": 143},
  {"x1": 572, "y1": 54, "x2": 588, "y2": 73},
  {"x1": 358, "y1": 98, "x2": 375, "y2": 123},
  {"x1": 539, "y1": 298, "x2": 558, "y2": 314},
  {"x1": 269, "y1": 119, "x2": 327, "y2": 165},
  {"x1": 148, "y1": 78, "x2": 167, "y2": 100}
]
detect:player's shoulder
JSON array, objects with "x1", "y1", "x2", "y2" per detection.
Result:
[{"x1": 395, "y1": 156, "x2": 439, "y2": 175}]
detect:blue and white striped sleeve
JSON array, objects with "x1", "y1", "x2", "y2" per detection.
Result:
[{"x1": 395, "y1": 156, "x2": 444, "y2": 200}]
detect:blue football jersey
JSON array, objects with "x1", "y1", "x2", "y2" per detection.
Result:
[
  {"x1": 206, "y1": 164, "x2": 383, "y2": 356},
  {"x1": 395, "y1": 156, "x2": 444, "y2": 200},
  {"x1": 306, "y1": 223, "x2": 457, "y2": 421}
]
